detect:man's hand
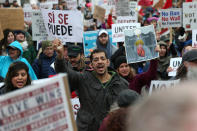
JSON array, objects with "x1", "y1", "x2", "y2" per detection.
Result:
[{"x1": 53, "y1": 39, "x2": 64, "y2": 59}]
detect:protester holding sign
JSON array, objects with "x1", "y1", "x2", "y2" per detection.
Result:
[
  {"x1": 55, "y1": 43, "x2": 128, "y2": 131},
  {"x1": 0, "y1": 61, "x2": 31, "y2": 95},
  {"x1": 0, "y1": 41, "x2": 37, "y2": 80},
  {"x1": 157, "y1": 41, "x2": 171, "y2": 80}
]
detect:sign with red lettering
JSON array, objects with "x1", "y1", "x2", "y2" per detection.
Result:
[
  {"x1": 117, "y1": 16, "x2": 138, "y2": 23},
  {"x1": 23, "y1": 8, "x2": 32, "y2": 22},
  {"x1": 41, "y1": 9, "x2": 83, "y2": 42},
  {"x1": 183, "y1": 2, "x2": 197, "y2": 31},
  {"x1": 0, "y1": 74, "x2": 77, "y2": 131},
  {"x1": 160, "y1": 8, "x2": 182, "y2": 28},
  {"x1": 71, "y1": 97, "x2": 80, "y2": 119}
]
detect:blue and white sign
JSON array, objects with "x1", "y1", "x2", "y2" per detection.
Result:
[{"x1": 83, "y1": 29, "x2": 117, "y2": 57}]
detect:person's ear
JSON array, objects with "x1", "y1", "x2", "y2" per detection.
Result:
[
  {"x1": 107, "y1": 59, "x2": 110, "y2": 67},
  {"x1": 183, "y1": 61, "x2": 189, "y2": 68}
]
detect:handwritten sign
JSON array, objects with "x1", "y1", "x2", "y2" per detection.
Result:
[
  {"x1": 41, "y1": 9, "x2": 83, "y2": 43},
  {"x1": 192, "y1": 29, "x2": 197, "y2": 47},
  {"x1": 183, "y1": 2, "x2": 197, "y2": 31},
  {"x1": 168, "y1": 57, "x2": 182, "y2": 76},
  {"x1": 149, "y1": 79, "x2": 180, "y2": 95}
]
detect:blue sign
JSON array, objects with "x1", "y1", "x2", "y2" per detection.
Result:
[{"x1": 83, "y1": 29, "x2": 117, "y2": 57}]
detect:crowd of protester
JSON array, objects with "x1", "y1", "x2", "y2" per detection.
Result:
[{"x1": 1, "y1": 0, "x2": 197, "y2": 130}]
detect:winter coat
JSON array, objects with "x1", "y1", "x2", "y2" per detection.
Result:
[
  {"x1": 0, "y1": 41, "x2": 37, "y2": 80},
  {"x1": 129, "y1": 59, "x2": 158, "y2": 94},
  {"x1": 55, "y1": 58, "x2": 128, "y2": 131},
  {"x1": 32, "y1": 52, "x2": 56, "y2": 79}
]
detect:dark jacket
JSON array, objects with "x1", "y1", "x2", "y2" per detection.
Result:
[
  {"x1": 55, "y1": 58, "x2": 128, "y2": 131},
  {"x1": 32, "y1": 52, "x2": 56, "y2": 79}
]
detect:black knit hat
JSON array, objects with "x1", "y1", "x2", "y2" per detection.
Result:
[
  {"x1": 117, "y1": 89, "x2": 139, "y2": 107},
  {"x1": 182, "y1": 49, "x2": 197, "y2": 63},
  {"x1": 114, "y1": 56, "x2": 127, "y2": 69}
]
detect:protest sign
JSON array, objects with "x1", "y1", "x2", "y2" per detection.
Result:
[
  {"x1": 47, "y1": 0, "x2": 58, "y2": 3},
  {"x1": 23, "y1": 8, "x2": 32, "y2": 22},
  {"x1": 83, "y1": 29, "x2": 116, "y2": 57},
  {"x1": 0, "y1": 8, "x2": 24, "y2": 31},
  {"x1": 124, "y1": 25, "x2": 159, "y2": 63},
  {"x1": 32, "y1": 10, "x2": 49, "y2": 41},
  {"x1": 93, "y1": 5, "x2": 106, "y2": 22},
  {"x1": 0, "y1": 23, "x2": 3, "y2": 40},
  {"x1": 92, "y1": 0, "x2": 115, "y2": 17},
  {"x1": 138, "y1": 0, "x2": 153, "y2": 6},
  {"x1": 40, "y1": 2, "x2": 58, "y2": 9},
  {"x1": 129, "y1": 1, "x2": 138, "y2": 20},
  {"x1": 168, "y1": 57, "x2": 182, "y2": 76},
  {"x1": 149, "y1": 79, "x2": 180, "y2": 95},
  {"x1": 192, "y1": 29, "x2": 197, "y2": 47},
  {"x1": 117, "y1": 16, "x2": 137, "y2": 23},
  {"x1": 71, "y1": 97, "x2": 80, "y2": 120},
  {"x1": 41, "y1": 9, "x2": 83, "y2": 43},
  {"x1": 65, "y1": 0, "x2": 78, "y2": 10},
  {"x1": 115, "y1": 0, "x2": 130, "y2": 16},
  {"x1": 0, "y1": 74, "x2": 77, "y2": 131},
  {"x1": 112, "y1": 23, "x2": 141, "y2": 42},
  {"x1": 160, "y1": 8, "x2": 182, "y2": 28},
  {"x1": 183, "y1": 2, "x2": 197, "y2": 31}
]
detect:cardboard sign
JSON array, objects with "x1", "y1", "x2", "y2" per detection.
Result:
[
  {"x1": 115, "y1": 0, "x2": 130, "y2": 16},
  {"x1": 0, "y1": 23, "x2": 3, "y2": 40},
  {"x1": 93, "y1": 5, "x2": 106, "y2": 22},
  {"x1": 160, "y1": 8, "x2": 182, "y2": 28},
  {"x1": 0, "y1": 74, "x2": 77, "y2": 131},
  {"x1": 32, "y1": 10, "x2": 49, "y2": 41},
  {"x1": 149, "y1": 79, "x2": 180, "y2": 95},
  {"x1": 117, "y1": 16, "x2": 137, "y2": 23},
  {"x1": 23, "y1": 8, "x2": 33, "y2": 22},
  {"x1": 168, "y1": 57, "x2": 182, "y2": 76},
  {"x1": 41, "y1": 9, "x2": 83, "y2": 43},
  {"x1": 71, "y1": 97, "x2": 80, "y2": 120},
  {"x1": 92, "y1": 0, "x2": 116, "y2": 17},
  {"x1": 112, "y1": 23, "x2": 141, "y2": 42},
  {"x1": 124, "y1": 25, "x2": 159, "y2": 63},
  {"x1": 83, "y1": 29, "x2": 117, "y2": 57},
  {"x1": 183, "y1": 2, "x2": 197, "y2": 31},
  {"x1": 0, "y1": 8, "x2": 24, "y2": 31},
  {"x1": 192, "y1": 29, "x2": 197, "y2": 47}
]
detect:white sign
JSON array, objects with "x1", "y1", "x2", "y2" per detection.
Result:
[
  {"x1": 115, "y1": 0, "x2": 130, "y2": 16},
  {"x1": 160, "y1": 8, "x2": 182, "y2": 28},
  {"x1": 71, "y1": 97, "x2": 80, "y2": 120},
  {"x1": 117, "y1": 16, "x2": 138, "y2": 23},
  {"x1": 129, "y1": 1, "x2": 138, "y2": 21},
  {"x1": 0, "y1": 74, "x2": 77, "y2": 131},
  {"x1": 23, "y1": 8, "x2": 32, "y2": 22},
  {"x1": 192, "y1": 29, "x2": 197, "y2": 47},
  {"x1": 112, "y1": 23, "x2": 140, "y2": 42},
  {"x1": 40, "y1": 2, "x2": 58, "y2": 9},
  {"x1": 183, "y1": 2, "x2": 197, "y2": 31},
  {"x1": 41, "y1": 9, "x2": 83, "y2": 43},
  {"x1": 32, "y1": 10, "x2": 49, "y2": 41},
  {"x1": 149, "y1": 79, "x2": 180, "y2": 95},
  {"x1": 65, "y1": 0, "x2": 78, "y2": 10},
  {"x1": 168, "y1": 57, "x2": 182, "y2": 76}
]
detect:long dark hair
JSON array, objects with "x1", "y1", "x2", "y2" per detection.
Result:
[
  {"x1": 0, "y1": 29, "x2": 15, "y2": 55},
  {"x1": 4, "y1": 61, "x2": 31, "y2": 93}
]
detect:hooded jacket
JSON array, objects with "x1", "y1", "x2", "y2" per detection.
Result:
[
  {"x1": 96, "y1": 34, "x2": 117, "y2": 59},
  {"x1": 0, "y1": 41, "x2": 37, "y2": 80}
]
